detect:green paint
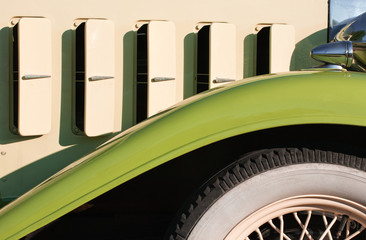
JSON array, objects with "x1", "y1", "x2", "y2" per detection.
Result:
[{"x1": 2, "y1": 71, "x2": 366, "y2": 239}]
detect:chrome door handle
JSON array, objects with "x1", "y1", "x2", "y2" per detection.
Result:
[
  {"x1": 213, "y1": 78, "x2": 235, "y2": 83},
  {"x1": 152, "y1": 77, "x2": 175, "y2": 82},
  {"x1": 89, "y1": 76, "x2": 114, "y2": 81},
  {"x1": 22, "y1": 74, "x2": 51, "y2": 80}
]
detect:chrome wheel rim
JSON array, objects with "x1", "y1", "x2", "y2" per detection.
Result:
[{"x1": 225, "y1": 195, "x2": 366, "y2": 240}]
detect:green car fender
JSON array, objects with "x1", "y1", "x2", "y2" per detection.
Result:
[{"x1": 2, "y1": 71, "x2": 366, "y2": 239}]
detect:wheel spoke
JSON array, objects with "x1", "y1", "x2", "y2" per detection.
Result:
[
  {"x1": 344, "y1": 226, "x2": 365, "y2": 240},
  {"x1": 268, "y1": 219, "x2": 291, "y2": 240},
  {"x1": 319, "y1": 215, "x2": 337, "y2": 240},
  {"x1": 279, "y1": 216, "x2": 284, "y2": 240},
  {"x1": 321, "y1": 212, "x2": 333, "y2": 240},
  {"x1": 255, "y1": 228, "x2": 264, "y2": 240},
  {"x1": 293, "y1": 211, "x2": 314, "y2": 240},
  {"x1": 346, "y1": 220, "x2": 351, "y2": 237},
  {"x1": 336, "y1": 215, "x2": 349, "y2": 238}
]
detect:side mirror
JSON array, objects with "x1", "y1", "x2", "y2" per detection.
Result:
[
  {"x1": 311, "y1": 41, "x2": 353, "y2": 68},
  {"x1": 311, "y1": 12, "x2": 366, "y2": 72}
]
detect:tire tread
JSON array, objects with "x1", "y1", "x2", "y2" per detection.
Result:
[{"x1": 166, "y1": 147, "x2": 366, "y2": 240}]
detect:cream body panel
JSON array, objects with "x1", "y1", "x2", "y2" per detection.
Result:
[
  {"x1": 17, "y1": 17, "x2": 52, "y2": 136},
  {"x1": 270, "y1": 24, "x2": 295, "y2": 73},
  {"x1": 210, "y1": 23, "x2": 236, "y2": 88},
  {"x1": 0, "y1": 0, "x2": 328, "y2": 200},
  {"x1": 147, "y1": 21, "x2": 176, "y2": 117},
  {"x1": 84, "y1": 19, "x2": 115, "y2": 137}
]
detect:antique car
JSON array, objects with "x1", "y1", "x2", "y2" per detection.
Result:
[{"x1": 0, "y1": 0, "x2": 366, "y2": 239}]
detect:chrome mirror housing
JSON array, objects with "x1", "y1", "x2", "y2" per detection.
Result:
[
  {"x1": 311, "y1": 12, "x2": 366, "y2": 72},
  {"x1": 311, "y1": 41, "x2": 353, "y2": 68}
]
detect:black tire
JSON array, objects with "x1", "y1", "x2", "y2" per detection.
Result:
[{"x1": 167, "y1": 148, "x2": 366, "y2": 240}]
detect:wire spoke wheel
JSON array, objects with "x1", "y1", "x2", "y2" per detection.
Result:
[
  {"x1": 225, "y1": 195, "x2": 366, "y2": 240},
  {"x1": 167, "y1": 148, "x2": 366, "y2": 240}
]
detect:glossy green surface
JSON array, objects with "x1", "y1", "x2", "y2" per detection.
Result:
[{"x1": 2, "y1": 71, "x2": 366, "y2": 239}]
